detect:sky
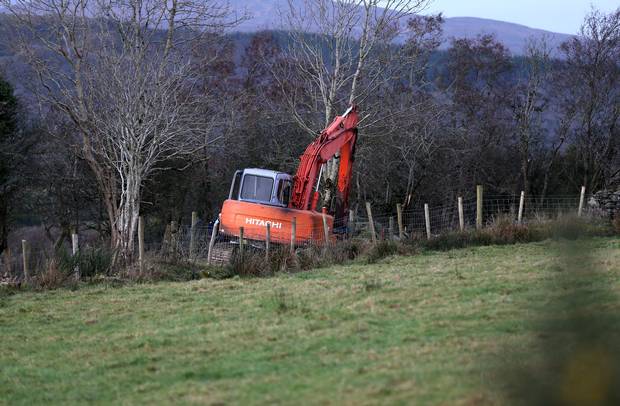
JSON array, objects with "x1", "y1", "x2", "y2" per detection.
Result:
[{"x1": 423, "y1": 0, "x2": 619, "y2": 34}]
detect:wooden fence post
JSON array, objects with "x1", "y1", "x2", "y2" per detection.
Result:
[
  {"x1": 348, "y1": 210, "x2": 355, "y2": 237},
  {"x1": 207, "y1": 219, "x2": 219, "y2": 265},
  {"x1": 476, "y1": 185, "x2": 484, "y2": 230},
  {"x1": 322, "y1": 212, "x2": 330, "y2": 246},
  {"x1": 72, "y1": 232, "x2": 79, "y2": 280},
  {"x1": 265, "y1": 223, "x2": 271, "y2": 261},
  {"x1": 239, "y1": 227, "x2": 244, "y2": 262},
  {"x1": 170, "y1": 221, "x2": 178, "y2": 257},
  {"x1": 578, "y1": 186, "x2": 586, "y2": 217},
  {"x1": 290, "y1": 217, "x2": 296, "y2": 255},
  {"x1": 388, "y1": 217, "x2": 394, "y2": 240},
  {"x1": 160, "y1": 223, "x2": 171, "y2": 256},
  {"x1": 458, "y1": 197, "x2": 464, "y2": 232},
  {"x1": 21, "y1": 239, "x2": 29, "y2": 284},
  {"x1": 138, "y1": 216, "x2": 145, "y2": 273},
  {"x1": 396, "y1": 203, "x2": 404, "y2": 240},
  {"x1": 189, "y1": 211, "x2": 198, "y2": 261},
  {"x1": 518, "y1": 191, "x2": 525, "y2": 225},
  {"x1": 365, "y1": 202, "x2": 377, "y2": 244},
  {"x1": 424, "y1": 203, "x2": 431, "y2": 240}
]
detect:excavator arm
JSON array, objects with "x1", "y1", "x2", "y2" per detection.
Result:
[{"x1": 290, "y1": 105, "x2": 359, "y2": 226}]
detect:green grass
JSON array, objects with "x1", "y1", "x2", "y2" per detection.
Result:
[{"x1": 1, "y1": 237, "x2": 620, "y2": 405}]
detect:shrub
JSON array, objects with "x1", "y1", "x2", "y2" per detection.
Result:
[
  {"x1": 366, "y1": 240, "x2": 399, "y2": 263},
  {"x1": 326, "y1": 239, "x2": 364, "y2": 263},
  {"x1": 140, "y1": 261, "x2": 199, "y2": 282},
  {"x1": 53, "y1": 246, "x2": 114, "y2": 279},
  {"x1": 421, "y1": 216, "x2": 615, "y2": 252},
  {"x1": 34, "y1": 257, "x2": 76, "y2": 290},
  {"x1": 226, "y1": 249, "x2": 272, "y2": 277}
]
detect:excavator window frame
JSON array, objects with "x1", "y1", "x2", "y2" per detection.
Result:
[
  {"x1": 228, "y1": 170, "x2": 243, "y2": 200},
  {"x1": 277, "y1": 179, "x2": 292, "y2": 206}
]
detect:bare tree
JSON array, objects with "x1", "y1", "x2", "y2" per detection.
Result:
[
  {"x1": 558, "y1": 7, "x2": 620, "y2": 191},
  {"x1": 279, "y1": 0, "x2": 431, "y2": 209},
  {"x1": 441, "y1": 35, "x2": 517, "y2": 194},
  {"x1": 356, "y1": 14, "x2": 444, "y2": 207},
  {"x1": 2, "y1": 0, "x2": 240, "y2": 261},
  {"x1": 512, "y1": 37, "x2": 552, "y2": 194}
]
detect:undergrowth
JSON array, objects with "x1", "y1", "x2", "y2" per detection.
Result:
[{"x1": 3, "y1": 216, "x2": 616, "y2": 290}]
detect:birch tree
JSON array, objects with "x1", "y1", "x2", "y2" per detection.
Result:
[{"x1": 2, "y1": 0, "x2": 239, "y2": 262}]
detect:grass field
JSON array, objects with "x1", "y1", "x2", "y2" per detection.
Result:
[{"x1": 1, "y1": 237, "x2": 619, "y2": 405}]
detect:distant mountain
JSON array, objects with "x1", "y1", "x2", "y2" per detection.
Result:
[
  {"x1": 228, "y1": 0, "x2": 572, "y2": 55},
  {"x1": 439, "y1": 17, "x2": 571, "y2": 54}
]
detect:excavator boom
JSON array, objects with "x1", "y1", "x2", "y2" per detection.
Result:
[{"x1": 290, "y1": 105, "x2": 359, "y2": 224}]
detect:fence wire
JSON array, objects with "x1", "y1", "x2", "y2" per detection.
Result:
[{"x1": 0, "y1": 193, "x2": 609, "y2": 282}]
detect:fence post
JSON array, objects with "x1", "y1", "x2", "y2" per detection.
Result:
[
  {"x1": 189, "y1": 211, "x2": 198, "y2": 261},
  {"x1": 207, "y1": 219, "x2": 219, "y2": 265},
  {"x1": 138, "y1": 216, "x2": 145, "y2": 273},
  {"x1": 170, "y1": 221, "x2": 178, "y2": 257},
  {"x1": 476, "y1": 185, "x2": 484, "y2": 230},
  {"x1": 396, "y1": 203, "x2": 404, "y2": 240},
  {"x1": 265, "y1": 223, "x2": 271, "y2": 261},
  {"x1": 21, "y1": 239, "x2": 29, "y2": 284},
  {"x1": 578, "y1": 186, "x2": 586, "y2": 217},
  {"x1": 72, "y1": 232, "x2": 79, "y2": 280},
  {"x1": 365, "y1": 202, "x2": 377, "y2": 244},
  {"x1": 518, "y1": 191, "x2": 525, "y2": 225},
  {"x1": 388, "y1": 217, "x2": 394, "y2": 240},
  {"x1": 424, "y1": 203, "x2": 431, "y2": 240},
  {"x1": 239, "y1": 227, "x2": 244, "y2": 262},
  {"x1": 160, "y1": 223, "x2": 171, "y2": 256},
  {"x1": 290, "y1": 217, "x2": 296, "y2": 255},
  {"x1": 458, "y1": 197, "x2": 464, "y2": 232},
  {"x1": 322, "y1": 211, "x2": 330, "y2": 246},
  {"x1": 348, "y1": 210, "x2": 355, "y2": 237}
]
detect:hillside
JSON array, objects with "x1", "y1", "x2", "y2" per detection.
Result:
[
  {"x1": 228, "y1": 0, "x2": 572, "y2": 55},
  {"x1": 2, "y1": 237, "x2": 619, "y2": 404}
]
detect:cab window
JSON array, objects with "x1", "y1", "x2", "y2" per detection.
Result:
[
  {"x1": 240, "y1": 175, "x2": 274, "y2": 202},
  {"x1": 277, "y1": 180, "x2": 292, "y2": 206}
]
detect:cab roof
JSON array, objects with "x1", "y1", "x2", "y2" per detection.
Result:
[{"x1": 242, "y1": 168, "x2": 292, "y2": 179}]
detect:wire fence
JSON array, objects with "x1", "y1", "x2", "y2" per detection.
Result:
[
  {"x1": 1, "y1": 190, "x2": 613, "y2": 283},
  {"x1": 150, "y1": 192, "x2": 600, "y2": 268}
]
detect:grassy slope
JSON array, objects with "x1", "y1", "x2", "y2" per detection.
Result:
[{"x1": 1, "y1": 238, "x2": 619, "y2": 405}]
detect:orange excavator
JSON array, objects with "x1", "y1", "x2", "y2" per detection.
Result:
[{"x1": 214, "y1": 105, "x2": 359, "y2": 255}]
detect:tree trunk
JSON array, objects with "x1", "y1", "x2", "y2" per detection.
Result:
[
  {"x1": 113, "y1": 168, "x2": 142, "y2": 263},
  {"x1": 0, "y1": 198, "x2": 8, "y2": 255},
  {"x1": 521, "y1": 158, "x2": 529, "y2": 195}
]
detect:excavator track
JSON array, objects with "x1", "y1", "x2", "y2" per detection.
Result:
[{"x1": 209, "y1": 242, "x2": 235, "y2": 266}]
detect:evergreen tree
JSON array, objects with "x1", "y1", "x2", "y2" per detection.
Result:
[{"x1": 0, "y1": 75, "x2": 19, "y2": 253}]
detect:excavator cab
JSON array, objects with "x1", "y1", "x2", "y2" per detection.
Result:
[{"x1": 228, "y1": 168, "x2": 293, "y2": 208}]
